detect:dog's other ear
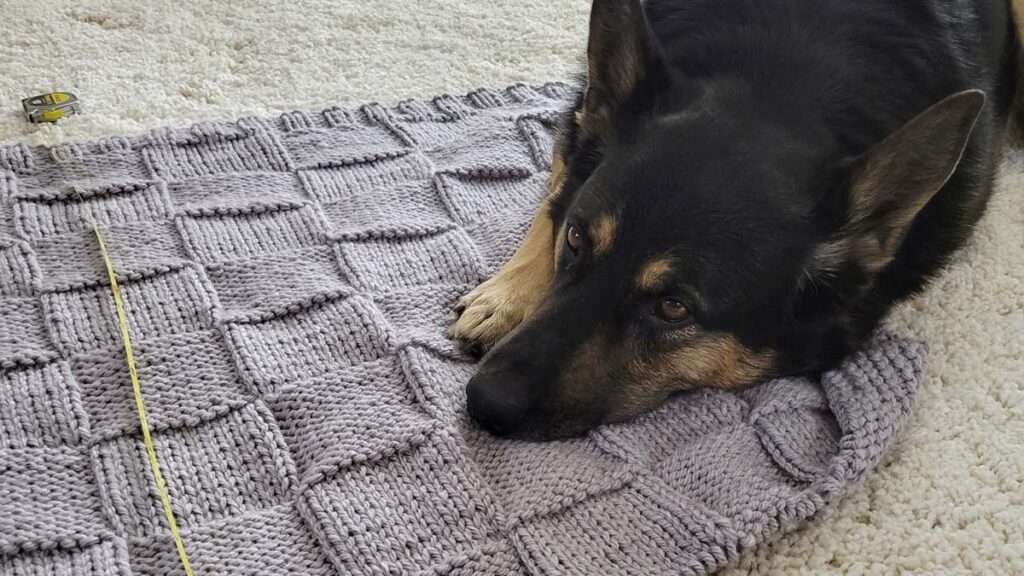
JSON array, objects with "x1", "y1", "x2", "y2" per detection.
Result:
[
  {"x1": 814, "y1": 90, "x2": 986, "y2": 275},
  {"x1": 581, "y1": 0, "x2": 666, "y2": 133}
]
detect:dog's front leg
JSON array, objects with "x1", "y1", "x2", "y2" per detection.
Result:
[{"x1": 448, "y1": 155, "x2": 565, "y2": 353}]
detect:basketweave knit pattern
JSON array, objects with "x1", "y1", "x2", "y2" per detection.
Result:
[{"x1": 0, "y1": 83, "x2": 925, "y2": 576}]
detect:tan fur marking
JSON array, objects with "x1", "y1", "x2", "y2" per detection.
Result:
[
  {"x1": 448, "y1": 146, "x2": 568, "y2": 349},
  {"x1": 591, "y1": 214, "x2": 618, "y2": 256},
  {"x1": 635, "y1": 256, "x2": 674, "y2": 291},
  {"x1": 611, "y1": 333, "x2": 775, "y2": 420},
  {"x1": 497, "y1": 148, "x2": 565, "y2": 288},
  {"x1": 549, "y1": 151, "x2": 567, "y2": 197},
  {"x1": 690, "y1": 335, "x2": 776, "y2": 389},
  {"x1": 643, "y1": 334, "x2": 775, "y2": 391}
]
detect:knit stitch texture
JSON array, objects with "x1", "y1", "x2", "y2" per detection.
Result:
[{"x1": 0, "y1": 83, "x2": 925, "y2": 576}]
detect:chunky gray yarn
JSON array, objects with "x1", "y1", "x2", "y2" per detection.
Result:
[{"x1": 0, "y1": 83, "x2": 924, "y2": 575}]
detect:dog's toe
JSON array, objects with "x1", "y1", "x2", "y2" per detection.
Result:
[{"x1": 448, "y1": 295, "x2": 509, "y2": 351}]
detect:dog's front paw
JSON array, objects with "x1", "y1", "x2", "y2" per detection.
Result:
[{"x1": 448, "y1": 274, "x2": 539, "y2": 355}]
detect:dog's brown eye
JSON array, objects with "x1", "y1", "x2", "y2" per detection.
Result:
[
  {"x1": 656, "y1": 298, "x2": 689, "y2": 323},
  {"x1": 566, "y1": 224, "x2": 582, "y2": 253}
]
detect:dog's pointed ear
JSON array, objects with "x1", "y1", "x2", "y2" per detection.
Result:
[
  {"x1": 813, "y1": 90, "x2": 986, "y2": 276},
  {"x1": 581, "y1": 0, "x2": 666, "y2": 133}
]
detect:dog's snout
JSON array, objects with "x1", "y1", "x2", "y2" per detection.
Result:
[{"x1": 466, "y1": 369, "x2": 530, "y2": 437}]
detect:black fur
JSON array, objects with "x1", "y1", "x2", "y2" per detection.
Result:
[
  {"x1": 466, "y1": 0, "x2": 1017, "y2": 439},
  {"x1": 555, "y1": 0, "x2": 1014, "y2": 372}
]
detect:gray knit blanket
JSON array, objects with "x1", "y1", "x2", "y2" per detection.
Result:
[{"x1": 0, "y1": 83, "x2": 924, "y2": 576}]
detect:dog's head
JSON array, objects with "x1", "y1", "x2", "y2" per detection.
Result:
[{"x1": 467, "y1": 0, "x2": 985, "y2": 440}]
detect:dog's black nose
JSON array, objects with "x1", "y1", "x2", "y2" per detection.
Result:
[{"x1": 466, "y1": 371, "x2": 530, "y2": 437}]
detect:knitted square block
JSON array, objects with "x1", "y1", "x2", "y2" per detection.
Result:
[
  {"x1": 0, "y1": 298, "x2": 57, "y2": 365},
  {"x1": 141, "y1": 120, "x2": 291, "y2": 179},
  {"x1": 398, "y1": 345, "x2": 477, "y2": 421},
  {"x1": 503, "y1": 83, "x2": 573, "y2": 108},
  {"x1": 223, "y1": 294, "x2": 393, "y2": 395},
  {"x1": 298, "y1": 428, "x2": 499, "y2": 576},
  {"x1": 462, "y1": 423, "x2": 634, "y2": 526},
  {"x1": 267, "y1": 356, "x2": 436, "y2": 487},
  {"x1": 0, "y1": 240, "x2": 38, "y2": 296},
  {"x1": 8, "y1": 138, "x2": 149, "y2": 191},
  {"x1": 40, "y1": 266, "x2": 217, "y2": 356},
  {"x1": 434, "y1": 170, "x2": 549, "y2": 226},
  {"x1": 0, "y1": 360, "x2": 86, "y2": 449},
  {"x1": 514, "y1": 114, "x2": 559, "y2": 170},
  {"x1": 593, "y1": 390, "x2": 752, "y2": 466},
  {"x1": 653, "y1": 425, "x2": 803, "y2": 524},
  {"x1": 206, "y1": 245, "x2": 350, "y2": 319},
  {"x1": 397, "y1": 114, "x2": 537, "y2": 173},
  {"x1": 91, "y1": 403, "x2": 296, "y2": 538},
  {"x1": 421, "y1": 541, "x2": 530, "y2": 576},
  {"x1": 373, "y1": 283, "x2": 468, "y2": 355},
  {"x1": 274, "y1": 110, "x2": 410, "y2": 170},
  {"x1": 0, "y1": 538, "x2": 132, "y2": 576},
  {"x1": 745, "y1": 378, "x2": 842, "y2": 483},
  {"x1": 128, "y1": 503, "x2": 333, "y2": 576},
  {"x1": 392, "y1": 94, "x2": 481, "y2": 123},
  {"x1": 12, "y1": 180, "x2": 172, "y2": 241},
  {"x1": 812, "y1": 333, "x2": 924, "y2": 481},
  {"x1": 513, "y1": 477, "x2": 739, "y2": 576},
  {"x1": 298, "y1": 151, "x2": 434, "y2": 205},
  {"x1": 72, "y1": 329, "x2": 249, "y2": 441},
  {"x1": 463, "y1": 200, "x2": 537, "y2": 275},
  {"x1": 176, "y1": 204, "x2": 328, "y2": 263},
  {"x1": 166, "y1": 171, "x2": 307, "y2": 213},
  {"x1": 391, "y1": 85, "x2": 566, "y2": 124},
  {"x1": 0, "y1": 447, "x2": 110, "y2": 554},
  {"x1": 32, "y1": 222, "x2": 190, "y2": 291},
  {"x1": 319, "y1": 179, "x2": 456, "y2": 237},
  {"x1": 334, "y1": 226, "x2": 483, "y2": 291}
]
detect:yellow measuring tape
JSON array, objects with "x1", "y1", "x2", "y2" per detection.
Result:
[{"x1": 93, "y1": 226, "x2": 195, "y2": 576}]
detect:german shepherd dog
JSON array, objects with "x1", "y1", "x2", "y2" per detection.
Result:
[{"x1": 450, "y1": 0, "x2": 1022, "y2": 440}]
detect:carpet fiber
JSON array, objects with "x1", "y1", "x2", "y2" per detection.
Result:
[{"x1": 0, "y1": 0, "x2": 1021, "y2": 574}]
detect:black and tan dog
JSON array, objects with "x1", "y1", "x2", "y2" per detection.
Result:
[{"x1": 450, "y1": 0, "x2": 1023, "y2": 440}]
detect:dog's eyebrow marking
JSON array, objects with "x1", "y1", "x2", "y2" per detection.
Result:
[
  {"x1": 591, "y1": 214, "x2": 618, "y2": 257},
  {"x1": 636, "y1": 256, "x2": 674, "y2": 290}
]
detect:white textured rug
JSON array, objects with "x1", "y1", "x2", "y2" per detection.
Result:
[{"x1": 1, "y1": 0, "x2": 1021, "y2": 573}]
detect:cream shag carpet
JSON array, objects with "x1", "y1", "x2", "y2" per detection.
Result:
[{"x1": 1, "y1": 0, "x2": 1021, "y2": 573}]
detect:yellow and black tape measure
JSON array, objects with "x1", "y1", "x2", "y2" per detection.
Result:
[{"x1": 22, "y1": 91, "x2": 81, "y2": 123}]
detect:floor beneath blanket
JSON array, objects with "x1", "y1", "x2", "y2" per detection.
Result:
[{"x1": 1, "y1": 0, "x2": 1021, "y2": 573}]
